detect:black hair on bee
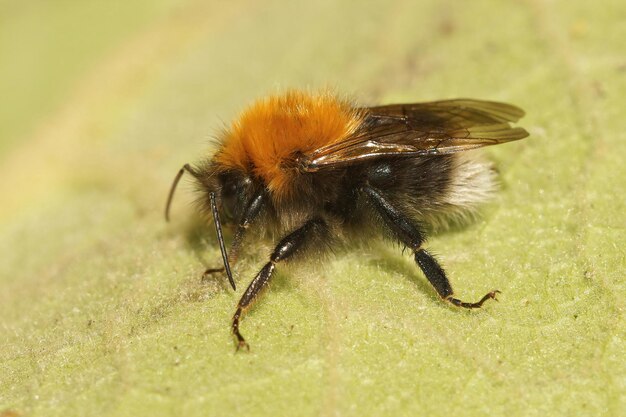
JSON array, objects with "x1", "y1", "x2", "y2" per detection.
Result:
[{"x1": 165, "y1": 90, "x2": 529, "y2": 350}]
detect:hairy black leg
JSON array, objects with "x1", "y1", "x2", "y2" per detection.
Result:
[
  {"x1": 202, "y1": 192, "x2": 265, "y2": 284},
  {"x1": 232, "y1": 217, "x2": 328, "y2": 351},
  {"x1": 414, "y1": 249, "x2": 500, "y2": 308},
  {"x1": 362, "y1": 185, "x2": 499, "y2": 308}
]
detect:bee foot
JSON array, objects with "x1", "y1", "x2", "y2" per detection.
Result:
[{"x1": 447, "y1": 290, "x2": 501, "y2": 309}]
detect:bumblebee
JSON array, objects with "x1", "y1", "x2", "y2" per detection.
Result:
[{"x1": 166, "y1": 90, "x2": 529, "y2": 350}]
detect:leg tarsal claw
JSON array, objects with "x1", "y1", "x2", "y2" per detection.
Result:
[
  {"x1": 203, "y1": 267, "x2": 224, "y2": 276},
  {"x1": 201, "y1": 267, "x2": 226, "y2": 284},
  {"x1": 236, "y1": 339, "x2": 250, "y2": 352},
  {"x1": 446, "y1": 290, "x2": 501, "y2": 309},
  {"x1": 233, "y1": 322, "x2": 250, "y2": 352}
]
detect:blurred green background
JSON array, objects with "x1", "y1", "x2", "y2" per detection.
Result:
[{"x1": 1, "y1": 0, "x2": 624, "y2": 416}]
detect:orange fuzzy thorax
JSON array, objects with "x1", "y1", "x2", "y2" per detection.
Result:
[{"x1": 215, "y1": 91, "x2": 363, "y2": 197}]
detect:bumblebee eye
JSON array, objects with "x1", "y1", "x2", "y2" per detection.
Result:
[{"x1": 217, "y1": 172, "x2": 250, "y2": 223}]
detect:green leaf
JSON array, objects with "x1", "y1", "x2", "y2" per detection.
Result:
[{"x1": 1, "y1": 0, "x2": 624, "y2": 416}]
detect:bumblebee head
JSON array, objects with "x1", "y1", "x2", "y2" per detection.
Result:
[{"x1": 164, "y1": 162, "x2": 255, "y2": 291}]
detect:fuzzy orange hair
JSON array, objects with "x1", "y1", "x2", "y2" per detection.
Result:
[{"x1": 215, "y1": 90, "x2": 363, "y2": 197}]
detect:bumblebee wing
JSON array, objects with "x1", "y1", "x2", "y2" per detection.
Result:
[{"x1": 301, "y1": 99, "x2": 529, "y2": 171}]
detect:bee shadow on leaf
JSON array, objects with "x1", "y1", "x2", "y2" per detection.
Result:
[
  {"x1": 177, "y1": 208, "x2": 491, "y2": 301},
  {"x1": 366, "y1": 243, "x2": 440, "y2": 304},
  {"x1": 179, "y1": 214, "x2": 297, "y2": 294},
  {"x1": 179, "y1": 214, "x2": 234, "y2": 292}
]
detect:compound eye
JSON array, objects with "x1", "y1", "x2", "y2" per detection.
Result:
[
  {"x1": 218, "y1": 172, "x2": 250, "y2": 223},
  {"x1": 219, "y1": 184, "x2": 236, "y2": 222}
]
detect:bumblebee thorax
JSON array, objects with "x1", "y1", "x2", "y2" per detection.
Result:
[{"x1": 214, "y1": 90, "x2": 363, "y2": 197}]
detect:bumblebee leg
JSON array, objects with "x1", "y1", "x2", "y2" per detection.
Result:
[
  {"x1": 232, "y1": 217, "x2": 328, "y2": 351},
  {"x1": 203, "y1": 192, "x2": 266, "y2": 283},
  {"x1": 362, "y1": 185, "x2": 499, "y2": 309},
  {"x1": 414, "y1": 249, "x2": 500, "y2": 308}
]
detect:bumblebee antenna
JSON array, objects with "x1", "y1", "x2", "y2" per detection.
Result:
[
  {"x1": 165, "y1": 164, "x2": 236, "y2": 291},
  {"x1": 165, "y1": 164, "x2": 196, "y2": 222},
  {"x1": 210, "y1": 192, "x2": 236, "y2": 291}
]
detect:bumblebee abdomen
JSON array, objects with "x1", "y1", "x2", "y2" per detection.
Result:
[{"x1": 357, "y1": 154, "x2": 495, "y2": 229}]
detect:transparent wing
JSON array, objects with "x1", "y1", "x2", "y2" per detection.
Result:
[{"x1": 300, "y1": 99, "x2": 529, "y2": 171}]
